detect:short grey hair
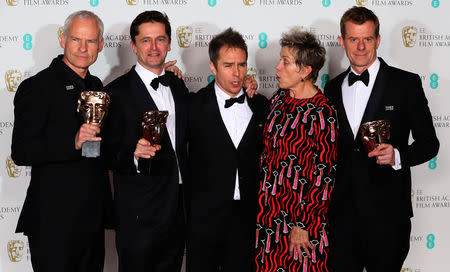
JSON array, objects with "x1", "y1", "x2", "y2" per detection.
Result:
[
  {"x1": 63, "y1": 10, "x2": 104, "y2": 41},
  {"x1": 280, "y1": 29, "x2": 326, "y2": 82}
]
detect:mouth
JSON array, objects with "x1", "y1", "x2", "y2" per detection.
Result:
[
  {"x1": 231, "y1": 80, "x2": 242, "y2": 88},
  {"x1": 148, "y1": 52, "x2": 161, "y2": 57}
]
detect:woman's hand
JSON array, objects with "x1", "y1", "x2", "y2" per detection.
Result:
[{"x1": 288, "y1": 226, "x2": 312, "y2": 262}]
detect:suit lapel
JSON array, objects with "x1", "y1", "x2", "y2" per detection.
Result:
[
  {"x1": 238, "y1": 94, "x2": 257, "y2": 149},
  {"x1": 360, "y1": 58, "x2": 389, "y2": 125},
  {"x1": 205, "y1": 82, "x2": 236, "y2": 149},
  {"x1": 128, "y1": 67, "x2": 158, "y2": 114},
  {"x1": 167, "y1": 72, "x2": 185, "y2": 154},
  {"x1": 333, "y1": 68, "x2": 355, "y2": 140}
]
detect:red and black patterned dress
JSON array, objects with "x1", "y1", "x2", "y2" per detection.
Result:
[{"x1": 255, "y1": 88, "x2": 337, "y2": 272}]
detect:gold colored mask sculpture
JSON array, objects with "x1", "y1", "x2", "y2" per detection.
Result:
[{"x1": 360, "y1": 120, "x2": 391, "y2": 153}]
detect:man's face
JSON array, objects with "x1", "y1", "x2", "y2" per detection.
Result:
[
  {"x1": 338, "y1": 20, "x2": 380, "y2": 74},
  {"x1": 209, "y1": 46, "x2": 247, "y2": 98},
  {"x1": 131, "y1": 22, "x2": 171, "y2": 75},
  {"x1": 60, "y1": 17, "x2": 104, "y2": 78}
]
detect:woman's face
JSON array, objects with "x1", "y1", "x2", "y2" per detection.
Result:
[{"x1": 275, "y1": 46, "x2": 303, "y2": 90}]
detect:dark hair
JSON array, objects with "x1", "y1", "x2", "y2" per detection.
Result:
[
  {"x1": 280, "y1": 29, "x2": 326, "y2": 82},
  {"x1": 130, "y1": 10, "x2": 171, "y2": 43},
  {"x1": 209, "y1": 28, "x2": 248, "y2": 67},
  {"x1": 340, "y1": 6, "x2": 380, "y2": 38}
]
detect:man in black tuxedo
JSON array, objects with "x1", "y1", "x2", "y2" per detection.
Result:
[
  {"x1": 186, "y1": 28, "x2": 269, "y2": 272},
  {"x1": 324, "y1": 6, "x2": 439, "y2": 272},
  {"x1": 103, "y1": 11, "x2": 188, "y2": 272},
  {"x1": 11, "y1": 10, "x2": 111, "y2": 272}
]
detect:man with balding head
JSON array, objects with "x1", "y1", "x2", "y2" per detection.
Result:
[{"x1": 12, "y1": 10, "x2": 111, "y2": 272}]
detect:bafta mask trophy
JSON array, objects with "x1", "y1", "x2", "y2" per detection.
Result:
[
  {"x1": 359, "y1": 119, "x2": 391, "y2": 153},
  {"x1": 77, "y1": 91, "x2": 110, "y2": 157},
  {"x1": 141, "y1": 110, "x2": 169, "y2": 173}
]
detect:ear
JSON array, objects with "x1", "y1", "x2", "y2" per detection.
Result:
[
  {"x1": 98, "y1": 38, "x2": 104, "y2": 53},
  {"x1": 376, "y1": 35, "x2": 381, "y2": 49},
  {"x1": 131, "y1": 40, "x2": 137, "y2": 54},
  {"x1": 168, "y1": 39, "x2": 171, "y2": 52},
  {"x1": 60, "y1": 33, "x2": 66, "y2": 49},
  {"x1": 338, "y1": 35, "x2": 345, "y2": 50},
  {"x1": 301, "y1": 65, "x2": 313, "y2": 79},
  {"x1": 209, "y1": 61, "x2": 217, "y2": 76}
]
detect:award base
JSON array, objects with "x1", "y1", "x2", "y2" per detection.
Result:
[{"x1": 82, "y1": 141, "x2": 101, "y2": 158}]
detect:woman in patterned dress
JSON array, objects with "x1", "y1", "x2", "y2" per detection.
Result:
[{"x1": 255, "y1": 30, "x2": 337, "y2": 272}]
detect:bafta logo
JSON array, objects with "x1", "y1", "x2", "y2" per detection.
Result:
[
  {"x1": 7, "y1": 240, "x2": 24, "y2": 262},
  {"x1": 126, "y1": 0, "x2": 138, "y2": 5},
  {"x1": 57, "y1": 27, "x2": 64, "y2": 43},
  {"x1": 5, "y1": 69, "x2": 22, "y2": 92},
  {"x1": 243, "y1": 0, "x2": 256, "y2": 5},
  {"x1": 402, "y1": 26, "x2": 418, "y2": 48},
  {"x1": 355, "y1": 0, "x2": 368, "y2": 6},
  {"x1": 176, "y1": 26, "x2": 193, "y2": 48},
  {"x1": 6, "y1": 0, "x2": 19, "y2": 6},
  {"x1": 401, "y1": 269, "x2": 413, "y2": 272},
  {"x1": 6, "y1": 156, "x2": 21, "y2": 178}
]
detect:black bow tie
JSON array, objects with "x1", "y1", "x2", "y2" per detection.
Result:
[
  {"x1": 224, "y1": 94, "x2": 245, "y2": 108},
  {"x1": 348, "y1": 70, "x2": 369, "y2": 86},
  {"x1": 150, "y1": 74, "x2": 170, "y2": 90}
]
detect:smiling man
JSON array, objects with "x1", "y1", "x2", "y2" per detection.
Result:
[
  {"x1": 186, "y1": 28, "x2": 269, "y2": 272},
  {"x1": 103, "y1": 10, "x2": 189, "y2": 272},
  {"x1": 324, "y1": 6, "x2": 439, "y2": 272},
  {"x1": 11, "y1": 10, "x2": 111, "y2": 272}
]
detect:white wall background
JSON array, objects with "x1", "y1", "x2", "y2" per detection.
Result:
[{"x1": 0, "y1": 0, "x2": 448, "y2": 271}]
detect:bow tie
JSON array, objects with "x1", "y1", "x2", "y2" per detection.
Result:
[
  {"x1": 224, "y1": 94, "x2": 245, "y2": 108},
  {"x1": 348, "y1": 70, "x2": 369, "y2": 86},
  {"x1": 150, "y1": 74, "x2": 170, "y2": 90}
]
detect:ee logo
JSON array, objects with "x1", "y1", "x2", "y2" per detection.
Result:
[
  {"x1": 426, "y1": 234, "x2": 435, "y2": 249},
  {"x1": 90, "y1": 0, "x2": 99, "y2": 7},
  {"x1": 431, "y1": 0, "x2": 439, "y2": 8},
  {"x1": 428, "y1": 156, "x2": 437, "y2": 170},
  {"x1": 208, "y1": 0, "x2": 216, "y2": 7},
  {"x1": 258, "y1": 33, "x2": 268, "y2": 49},
  {"x1": 321, "y1": 74, "x2": 330, "y2": 89},
  {"x1": 322, "y1": 0, "x2": 331, "y2": 7},
  {"x1": 23, "y1": 34, "x2": 32, "y2": 50},
  {"x1": 430, "y1": 73, "x2": 438, "y2": 89},
  {"x1": 207, "y1": 75, "x2": 215, "y2": 83}
]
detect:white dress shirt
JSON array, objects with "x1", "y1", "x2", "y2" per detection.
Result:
[
  {"x1": 215, "y1": 84, "x2": 253, "y2": 200},
  {"x1": 341, "y1": 58, "x2": 401, "y2": 170},
  {"x1": 134, "y1": 62, "x2": 183, "y2": 183}
]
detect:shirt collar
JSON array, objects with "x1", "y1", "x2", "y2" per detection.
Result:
[
  {"x1": 349, "y1": 57, "x2": 380, "y2": 84},
  {"x1": 214, "y1": 83, "x2": 244, "y2": 103},
  {"x1": 135, "y1": 61, "x2": 166, "y2": 89}
]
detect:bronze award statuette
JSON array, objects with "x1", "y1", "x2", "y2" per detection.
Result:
[
  {"x1": 77, "y1": 91, "x2": 110, "y2": 158},
  {"x1": 141, "y1": 110, "x2": 169, "y2": 173},
  {"x1": 359, "y1": 119, "x2": 391, "y2": 153}
]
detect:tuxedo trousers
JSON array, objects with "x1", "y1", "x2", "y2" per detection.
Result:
[
  {"x1": 28, "y1": 230, "x2": 104, "y2": 272},
  {"x1": 187, "y1": 200, "x2": 254, "y2": 272},
  {"x1": 328, "y1": 207, "x2": 411, "y2": 272}
]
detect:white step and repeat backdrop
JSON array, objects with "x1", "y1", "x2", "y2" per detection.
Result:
[{"x1": 0, "y1": 0, "x2": 448, "y2": 271}]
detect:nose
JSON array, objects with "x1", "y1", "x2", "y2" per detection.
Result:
[
  {"x1": 233, "y1": 66, "x2": 240, "y2": 77},
  {"x1": 275, "y1": 60, "x2": 282, "y2": 71},
  {"x1": 80, "y1": 41, "x2": 87, "y2": 52},
  {"x1": 150, "y1": 40, "x2": 157, "y2": 50},
  {"x1": 357, "y1": 39, "x2": 365, "y2": 50}
]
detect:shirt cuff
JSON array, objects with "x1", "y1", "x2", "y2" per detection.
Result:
[
  {"x1": 392, "y1": 148, "x2": 402, "y2": 170},
  {"x1": 134, "y1": 156, "x2": 140, "y2": 173}
]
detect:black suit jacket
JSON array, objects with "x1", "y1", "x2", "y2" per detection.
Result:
[
  {"x1": 11, "y1": 55, "x2": 111, "y2": 235},
  {"x1": 103, "y1": 67, "x2": 189, "y2": 233},
  {"x1": 186, "y1": 81, "x2": 269, "y2": 239},
  {"x1": 324, "y1": 58, "x2": 439, "y2": 220}
]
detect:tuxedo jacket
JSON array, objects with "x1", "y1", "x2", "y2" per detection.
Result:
[
  {"x1": 11, "y1": 55, "x2": 111, "y2": 235},
  {"x1": 186, "y1": 81, "x2": 269, "y2": 239},
  {"x1": 103, "y1": 67, "x2": 189, "y2": 234},
  {"x1": 324, "y1": 58, "x2": 439, "y2": 220}
]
